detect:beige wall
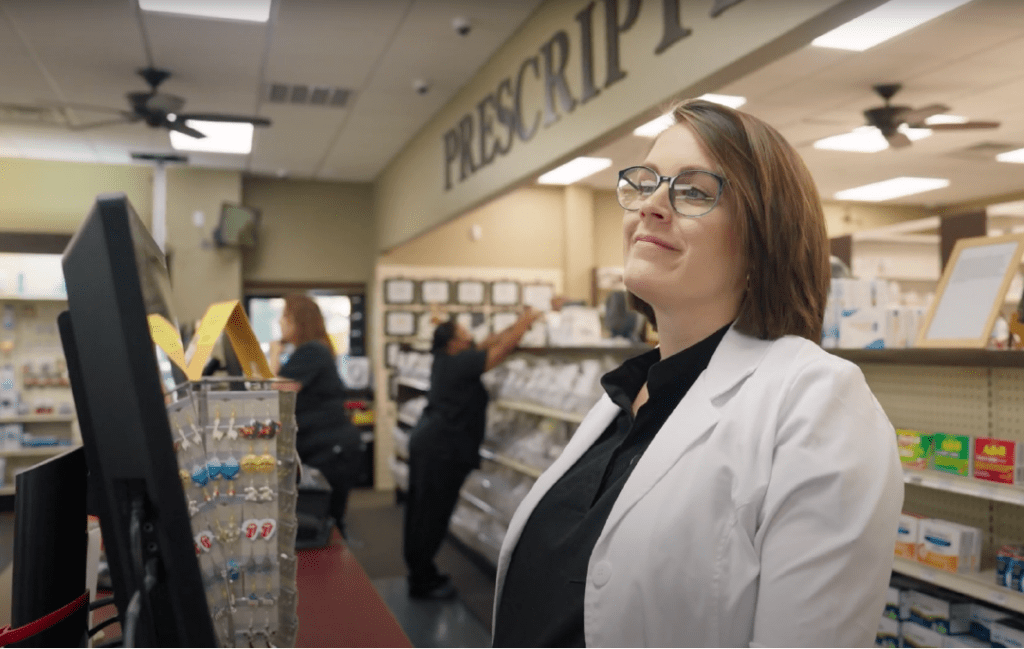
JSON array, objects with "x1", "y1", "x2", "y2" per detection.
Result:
[
  {"x1": 379, "y1": 185, "x2": 564, "y2": 269},
  {"x1": 0, "y1": 157, "x2": 153, "y2": 232},
  {"x1": 165, "y1": 167, "x2": 243, "y2": 323},
  {"x1": 242, "y1": 177, "x2": 375, "y2": 285},
  {"x1": 823, "y1": 201, "x2": 933, "y2": 237},
  {"x1": 594, "y1": 189, "x2": 624, "y2": 268}
]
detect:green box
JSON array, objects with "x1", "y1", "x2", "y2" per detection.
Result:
[
  {"x1": 897, "y1": 430, "x2": 933, "y2": 470},
  {"x1": 933, "y1": 433, "x2": 972, "y2": 477}
]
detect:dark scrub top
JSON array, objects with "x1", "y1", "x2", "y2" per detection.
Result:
[
  {"x1": 493, "y1": 324, "x2": 730, "y2": 647},
  {"x1": 278, "y1": 340, "x2": 352, "y2": 458},
  {"x1": 411, "y1": 347, "x2": 489, "y2": 467}
]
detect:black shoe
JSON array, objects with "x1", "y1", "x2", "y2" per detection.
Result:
[{"x1": 408, "y1": 576, "x2": 457, "y2": 600}]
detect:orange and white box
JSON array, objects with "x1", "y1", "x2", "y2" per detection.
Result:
[
  {"x1": 918, "y1": 520, "x2": 982, "y2": 574},
  {"x1": 896, "y1": 513, "x2": 926, "y2": 560}
]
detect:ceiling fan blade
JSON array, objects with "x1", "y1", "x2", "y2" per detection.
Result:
[
  {"x1": 68, "y1": 115, "x2": 140, "y2": 131},
  {"x1": 925, "y1": 121, "x2": 1001, "y2": 130},
  {"x1": 177, "y1": 113, "x2": 271, "y2": 127},
  {"x1": 886, "y1": 132, "x2": 912, "y2": 149},
  {"x1": 897, "y1": 103, "x2": 949, "y2": 126},
  {"x1": 167, "y1": 120, "x2": 206, "y2": 139}
]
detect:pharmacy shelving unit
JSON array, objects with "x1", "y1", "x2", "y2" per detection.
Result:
[
  {"x1": 830, "y1": 347, "x2": 1024, "y2": 612},
  {"x1": 0, "y1": 296, "x2": 80, "y2": 502}
]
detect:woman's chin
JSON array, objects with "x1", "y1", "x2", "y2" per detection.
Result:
[{"x1": 623, "y1": 269, "x2": 663, "y2": 307}]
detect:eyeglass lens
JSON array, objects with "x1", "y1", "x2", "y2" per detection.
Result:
[{"x1": 617, "y1": 167, "x2": 722, "y2": 216}]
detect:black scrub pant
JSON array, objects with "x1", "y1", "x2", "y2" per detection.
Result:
[
  {"x1": 301, "y1": 427, "x2": 364, "y2": 539},
  {"x1": 402, "y1": 447, "x2": 475, "y2": 589}
]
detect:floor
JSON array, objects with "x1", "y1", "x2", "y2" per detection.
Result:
[{"x1": 344, "y1": 489, "x2": 495, "y2": 648}]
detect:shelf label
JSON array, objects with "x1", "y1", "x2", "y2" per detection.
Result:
[
  {"x1": 990, "y1": 591, "x2": 1008, "y2": 605},
  {"x1": 921, "y1": 569, "x2": 937, "y2": 582}
]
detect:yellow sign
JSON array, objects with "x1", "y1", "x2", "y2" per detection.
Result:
[{"x1": 149, "y1": 300, "x2": 272, "y2": 381}]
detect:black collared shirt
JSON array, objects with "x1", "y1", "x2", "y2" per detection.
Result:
[
  {"x1": 492, "y1": 324, "x2": 730, "y2": 648},
  {"x1": 411, "y1": 347, "x2": 489, "y2": 467}
]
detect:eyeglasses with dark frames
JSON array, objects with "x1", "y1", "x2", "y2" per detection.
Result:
[{"x1": 616, "y1": 166, "x2": 726, "y2": 217}]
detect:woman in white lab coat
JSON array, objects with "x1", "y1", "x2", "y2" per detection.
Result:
[{"x1": 491, "y1": 99, "x2": 903, "y2": 647}]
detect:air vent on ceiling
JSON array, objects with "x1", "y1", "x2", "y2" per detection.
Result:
[
  {"x1": 946, "y1": 141, "x2": 1023, "y2": 162},
  {"x1": 267, "y1": 83, "x2": 351, "y2": 108},
  {"x1": 131, "y1": 152, "x2": 189, "y2": 164},
  {"x1": 0, "y1": 103, "x2": 66, "y2": 126}
]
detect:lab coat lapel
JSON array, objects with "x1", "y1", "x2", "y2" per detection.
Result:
[{"x1": 598, "y1": 326, "x2": 773, "y2": 539}]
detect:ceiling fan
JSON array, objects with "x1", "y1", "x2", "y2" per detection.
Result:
[
  {"x1": 52, "y1": 67, "x2": 271, "y2": 139},
  {"x1": 863, "y1": 83, "x2": 999, "y2": 148}
]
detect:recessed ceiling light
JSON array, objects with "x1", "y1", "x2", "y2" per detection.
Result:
[
  {"x1": 138, "y1": 0, "x2": 272, "y2": 23},
  {"x1": 169, "y1": 121, "x2": 254, "y2": 154},
  {"x1": 996, "y1": 148, "x2": 1024, "y2": 164},
  {"x1": 537, "y1": 157, "x2": 612, "y2": 185},
  {"x1": 698, "y1": 93, "x2": 746, "y2": 109},
  {"x1": 813, "y1": 124, "x2": 930, "y2": 152},
  {"x1": 633, "y1": 114, "x2": 675, "y2": 138},
  {"x1": 924, "y1": 114, "x2": 968, "y2": 125},
  {"x1": 811, "y1": 0, "x2": 972, "y2": 51},
  {"x1": 834, "y1": 177, "x2": 950, "y2": 201}
]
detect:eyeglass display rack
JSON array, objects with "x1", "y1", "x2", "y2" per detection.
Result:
[
  {"x1": 830, "y1": 347, "x2": 1024, "y2": 614},
  {"x1": 0, "y1": 296, "x2": 80, "y2": 503}
]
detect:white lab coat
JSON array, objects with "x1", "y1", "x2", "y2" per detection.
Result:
[{"x1": 494, "y1": 325, "x2": 904, "y2": 647}]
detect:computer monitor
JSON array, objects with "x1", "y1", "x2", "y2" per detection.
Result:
[{"x1": 59, "y1": 193, "x2": 216, "y2": 646}]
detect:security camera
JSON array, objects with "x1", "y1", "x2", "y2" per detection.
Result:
[
  {"x1": 452, "y1": 16, "x2": 471, "y2": 36},
  {"x1": 413, "y1": 79, "x2": 430, "y2": 95}
]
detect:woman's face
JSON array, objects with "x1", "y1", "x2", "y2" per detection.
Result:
[
  {"x1": 622, "y1": 123, "x2": 747, "y2": 319},
  {"x1": 280, "y1": 312, "x2": 296, "y2": 343}
]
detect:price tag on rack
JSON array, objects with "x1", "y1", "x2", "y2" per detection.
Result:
[
  {"x1": 989, "y1": 590, "x2": 1008, "y2": 606},
  {"x1": 920, "y1": 568, "x2": 937, "y2": 583}
]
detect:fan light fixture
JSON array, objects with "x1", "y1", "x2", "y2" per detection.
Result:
[
  {"x1": 811, "y1": 0, "x2": 972, "y2": 52},
  {"x1": 814, "y1": 124, "x2": 931, "y2": 153},
  {"x1": 138, "y1": 0, "x2": 272, "y2": 23},
  {"x1": 633, "y1": 114, "x2": 674, "y2": 138},
  {"x1": 924, "y1": 114, "x2": 968, "y2": 125},
  {"x1": 169, "y1": 121, "x2": 254, "y2": 154},
  {"x1": 537, "y1": 157, "x2": 612, "y2": 185},
  {"x1": 698, "y1": 94, "x2": 746, "y2": 109},
  {"x1": 996, "y1": 148, "x2": 1024, "y2": 164},
  {"x1": 834, "y1": 177, "x2": 950, "y2": 201}
]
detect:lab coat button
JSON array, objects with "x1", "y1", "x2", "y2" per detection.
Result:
[{"x1": 592, "y1": 561, "x2": 612, "y2": 587}]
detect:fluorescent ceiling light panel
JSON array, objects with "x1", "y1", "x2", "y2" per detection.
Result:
[
  {"x1": 138, "y1": 0, "x2": 272, "y2": 22},
  {"x1": 996, "y1": 148, "x2": 1024, "y2": 164},
  {"x1": 169, "y1": 121, "x2": 254, "y2": 154},
  {"x1": 537, "y1": 157, "x2": 612, "y2": 185},
  {"x1": 925, "y1": 114, "x2": 968, "y2": 125},
  {"x1": 811, "y1": 0, "x2": 972, "y2": 51},
  {"x1": 834, "y1": 177, "x2": 950, "y2": 201},
  {"x1": 633, "y1": 114, "x2": 675, "y2": 138},
  {"x1": 813, "y1": 124, "x2": 930, "y2": 152},
  {"x1": 698, "y1": 93, "x2": 746, "y2": 109}
]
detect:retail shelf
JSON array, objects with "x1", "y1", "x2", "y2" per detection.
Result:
[
  {"x1": 904, "y1": 469, "x2": 1024, "y2": 506},
  {"x1": 0, "y1": 295, "x2": 67, "y2": 303},
  {"x1": 396, "y1": 376, "x2": 430, "y2": 392},
  {"x1": 459, "y1": 489, "x2": 510, "y2": 524},
  {"x1": 494, "y1": 399, "x2": 587, "y2": 424},
  {"x1": 0, "y1": 446, "x2": 76, "y2": 457},
  {"x1": 515, "y1": 344, "x2": 652, "y2": 356},
  {"x1": 396, "y1": 412, "x2": 419, "y2": 427},
  {"x1": 0, "y1": 414, "x2": 75, "y2": 424},
  {"x1": 478, "y1": 447, "x2": 544, "y2": 479},
  {"x1": 829, "y1": 348, "x2": 1024, "y2": 368},
  {"x1": 892, "y1": 557, "x2": 1024, "y2": 614},
  {"x1": 0, "y1": 486, "x2": 13, "y2": 496}
]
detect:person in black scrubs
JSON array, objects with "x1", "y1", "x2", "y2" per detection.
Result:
[
  {"x1": 404, "y1": 307, "x2": 544, "y2": 599},
  {"x1": 272, "y1": 294, "x2": 363, "y2": 539}
]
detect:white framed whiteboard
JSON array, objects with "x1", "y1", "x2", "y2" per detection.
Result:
[{"x1": 916, "y1": 233, "x2": 1024, "y2": 348}]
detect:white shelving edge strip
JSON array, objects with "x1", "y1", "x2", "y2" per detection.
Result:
[
  {"x1": 396, "y1": 376, "x2": 430, "y2": 391},
  {"x1": 0, "y1": 486, "x2": 14, "y2": 496},
  {"x1": 459, "y1": 489, "x2": 510, "y2": 524},
  {"x1": 892, "y1": 557, "x2": 1024, "y2": 613},
  {"x1": 0, "y1": 446, "x2": 76, "y2": 457},
  {"x1": 478, "y1": 448, "x2": 544, "y2": 479},
  {"x1": 494, "y1": 399, "x2": 587, "y2": 424},
  {"x1": 903, "y1": 469, "x2": 1024, "y2": 506},
  {"x1": 0, "y1": 415, "x2": 75, "y2": 424},
  {"x1": 397, "y1": 413, "x2": 419, "y2": 427},
  {"x1": 0, "y1": 295, "x2": 67, "y2": 302}
]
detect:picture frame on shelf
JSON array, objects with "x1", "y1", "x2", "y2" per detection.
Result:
[
  {"x1": 384, "y1": 278, "x2": 416, "y2": 305},
  {"x1": 385, "y1": 311, "x2": 417, "y2": 336},
  {"x1": 421, "y1": 280, "x2": 451, "y2": 304},
  {"x1": 456, "y1": 280, "x2": 486, "y2": 305},
  {"x1": 491, "y1": 281, "x2": 519, "y2": 306},
  {"x1": 522, "y1": 283, "x2": 555, "y2": 312},
  {"x1": 917, "y1": 233, "x2": 1024, "y2": 348}
]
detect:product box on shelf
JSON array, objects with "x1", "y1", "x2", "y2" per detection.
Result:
[
  {"x1": 974, "y1": 438, "x2": 1023, "y2": 485},
  {"x1": 903, "y1": 621, "x2": 947, "y2": 647},
  {"x1": 918, "y1": 520, "x2": 982, "y2": 574},
  {"x1": 971, "y1": 603, "x2": 1013, "y2": 642},
  {"x1": 907, "y1": 587, "x2": 974, "y2": 635},
  {"x1": 943, "y1": 633, "x2": 992, "y2": 648},
  {"x1": 996, "y1": 545, "x2": 1024, "y2": 592},
  {"x1": 0, "y1": 423, "x2": 22, "y2": 450},
  {"x1": 933, "y1": 433, "x2": 973, "y2": 477},
  {"x1": 992, "y1": 617, "x2": 1024, "y2": 648},
  {"x1": 877, "y1": 615, "x2": 900, "y2": 647},
  {"x1": 899, "y1": 431, "x2": 935, "y2": 470},
  {"x1": 897, "y1": 513, "x2": 927, "y2": 560}
]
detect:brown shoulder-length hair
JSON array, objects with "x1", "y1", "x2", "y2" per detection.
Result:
[
  {"x1": 283, "y1": 294, "x2": 334, "y2": 350},
  {"x1": 628, "y1": 98, "x2": 829, "y2": 343}
]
